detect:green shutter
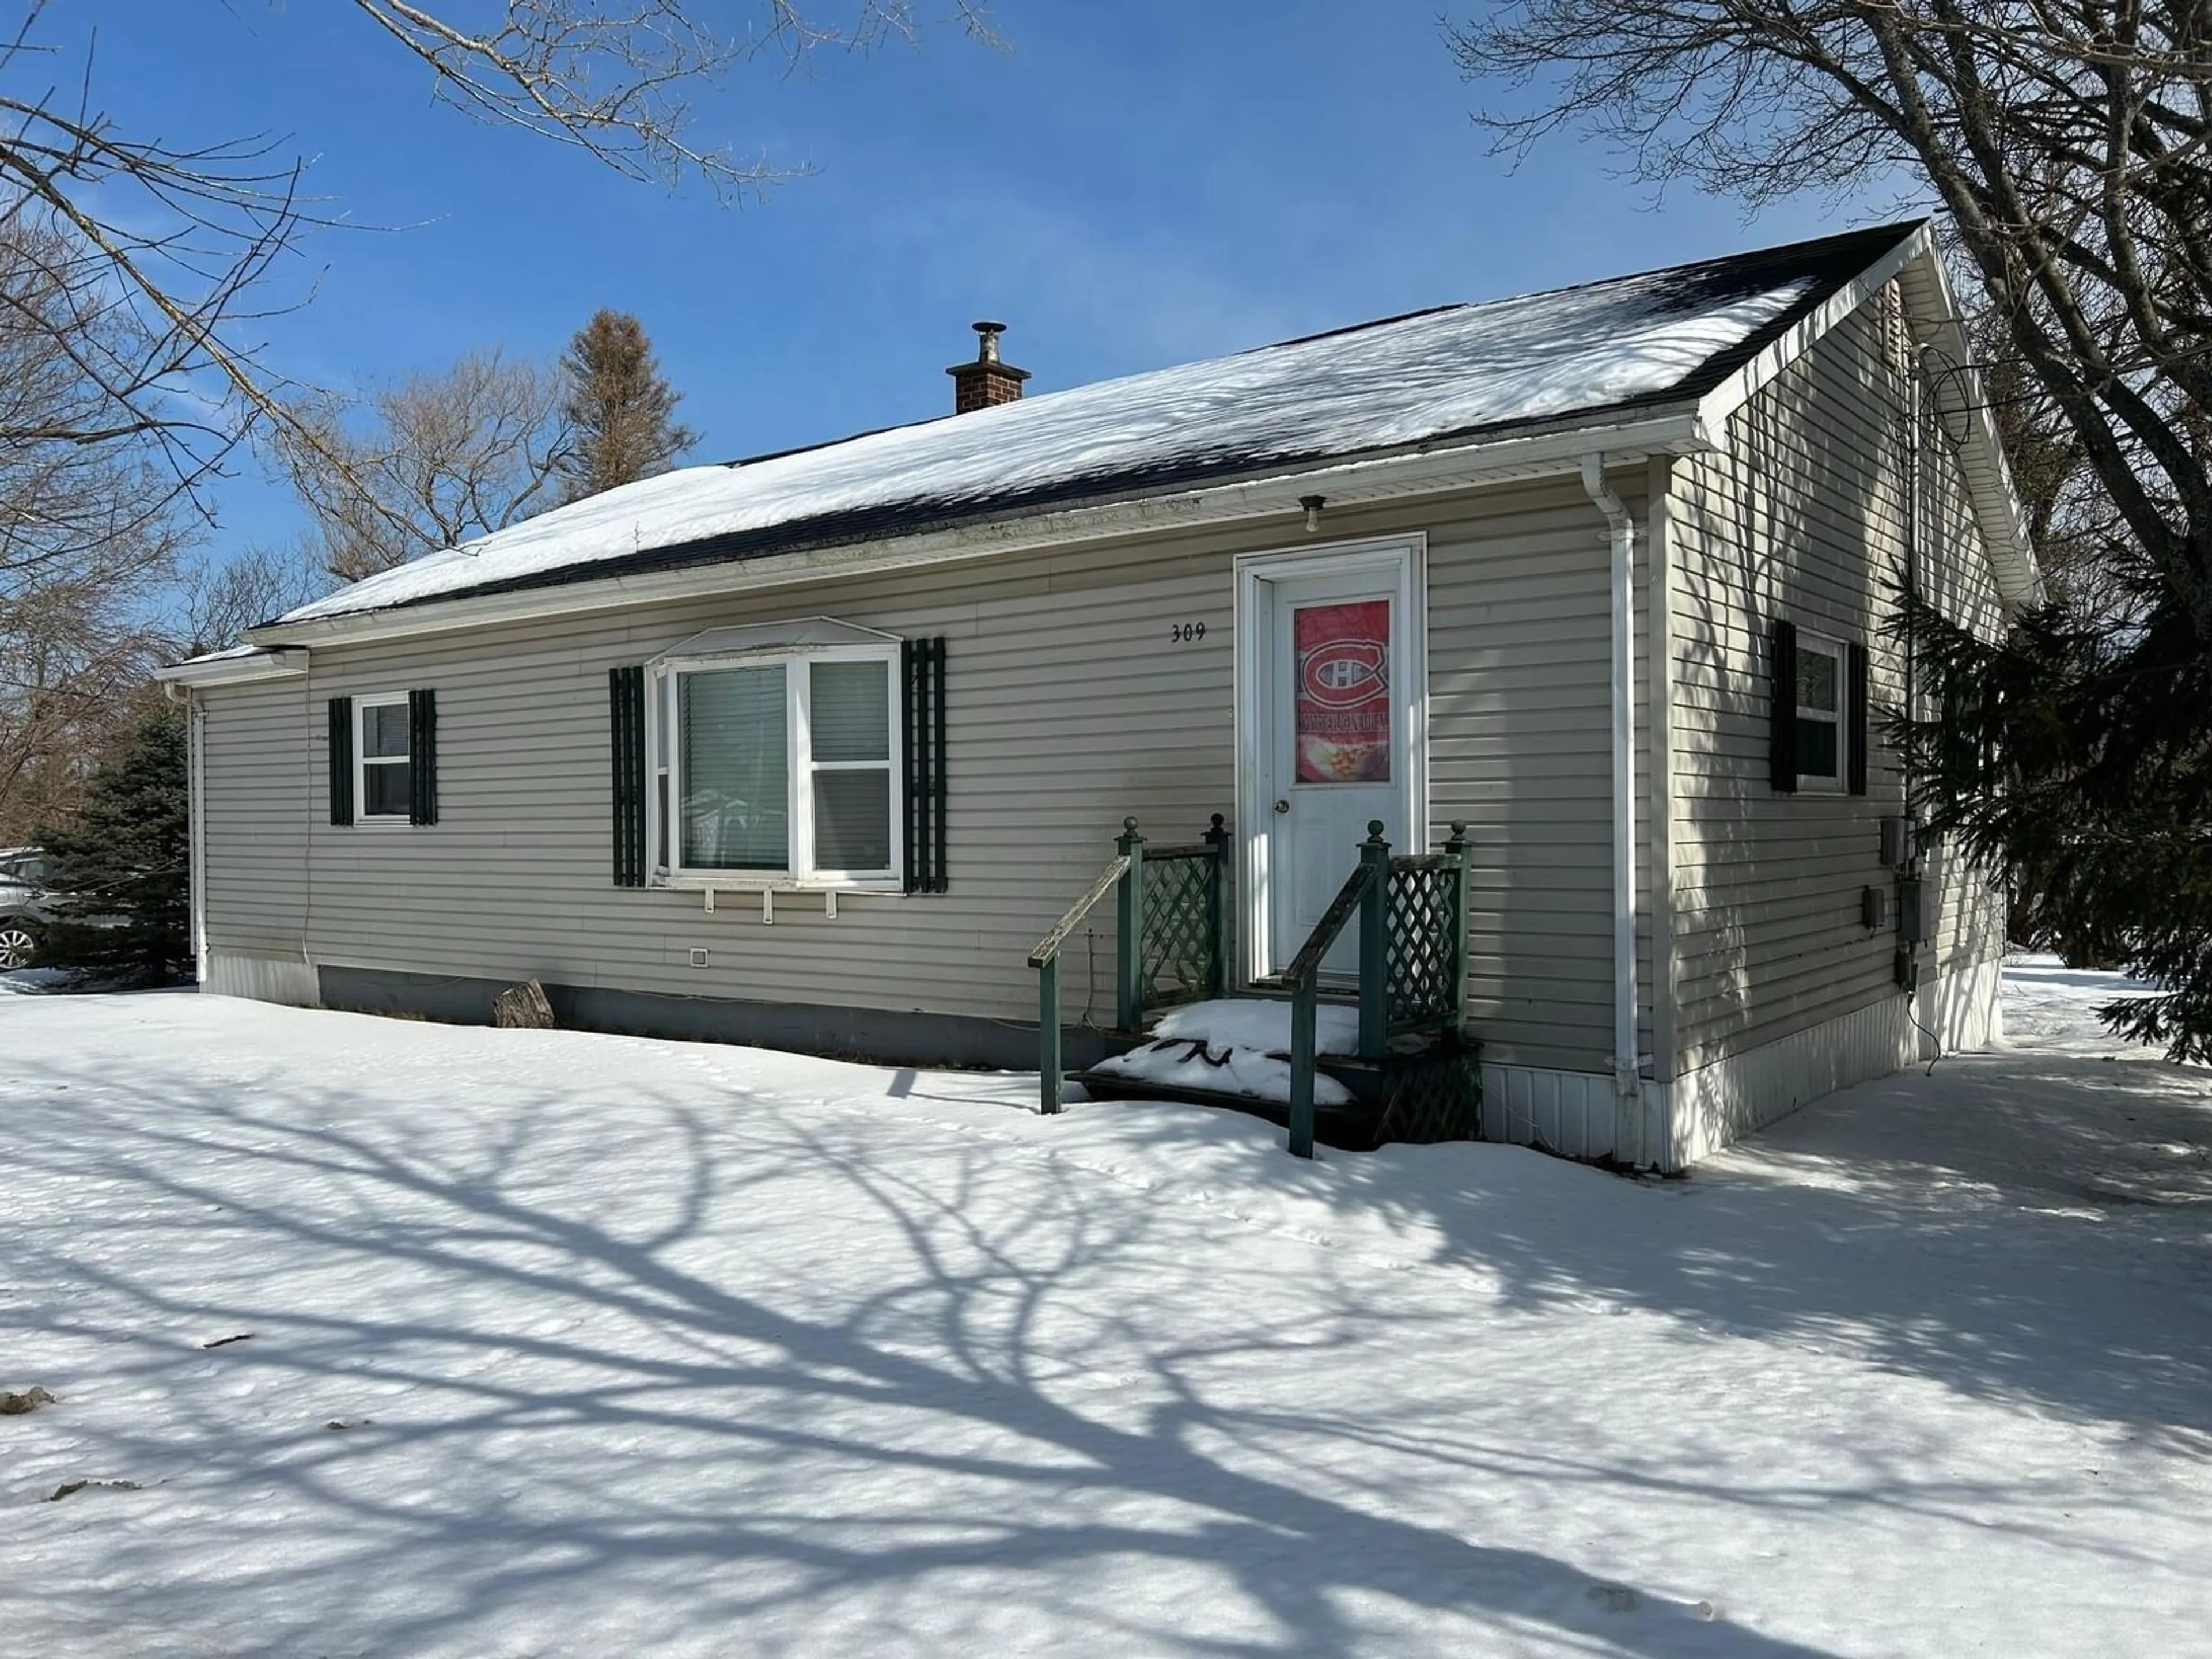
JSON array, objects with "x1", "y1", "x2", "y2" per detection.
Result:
[
  {"x1": 1846, "y1": 642, "x2": 1869, "y2": 796},
  {"x1": 1769, "y1": 620, "x2": 1798, "y2": 794},
  {"x1": 328, "y1": 696, "x2": 354, "y2": 826},
  {"x1": 408, "y1": 688, "x2": 439, "y2": 825},
  {"x1": 609, "y1": 666, "x2": 647, "y2": 887},
  {"x1": 902, "y1": 638, "x2": 948, "y2": 893}
]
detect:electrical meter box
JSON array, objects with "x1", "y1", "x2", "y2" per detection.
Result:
[
  {"x1": 1898, "y1": 877, "x2": 1935, "y2": 946},
  {"x1": 1862, "y1": 885, "x2": 1889, "y2": 931},
  {"x1": 1880, "y1": 816, "x2": 1915, "y2": 868}
]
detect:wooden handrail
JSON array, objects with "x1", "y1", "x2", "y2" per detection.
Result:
[
  {"x1": 1279, "y1": 862, "x2": 1380, "y2": 990},
  {"x1": 1031, "y1": 851, "x2": 1132, "y2": 1123},
  {"x1": 1282, "y1": 821, "x2": 1402, "y2": 1158},
  {"x1": 1030, "y1": 815, "x2": 1229, "y2": 1122},
  {"x1": 1025, "y1": 855, "x2": 1131, "y2": 968},
  {"x1": 1285, "y1": 836, "x2": 1390, "y2": 1160}
]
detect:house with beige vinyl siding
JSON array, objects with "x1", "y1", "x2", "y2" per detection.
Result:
[{"x1": 157, "y1": 219, "x2": 2038, "y2": 1170}]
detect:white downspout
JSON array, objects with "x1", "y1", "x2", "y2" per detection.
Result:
[
  {"x1": 164, "y1": 680, "x2": 210, "y2": 986},
  {"x1": 1580, "y1": 454, "x2": 1641, "y2": 1105}
]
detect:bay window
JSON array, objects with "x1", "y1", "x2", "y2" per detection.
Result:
[{"x1": 650, "y1": 623, "x2": 902, "y2": 888}]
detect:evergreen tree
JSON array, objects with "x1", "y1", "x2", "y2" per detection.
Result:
[
  {"x1": 1896, "y1": 577, "x2": 2212, "y2": 1063},
  {"x1": 35, "y1": 708, "x2": 191, "y2": 987},
  {"x1": 554, "y1": 310, "x2": 698, "y2": 504}
]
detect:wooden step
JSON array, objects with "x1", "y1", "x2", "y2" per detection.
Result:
[
  {"x1": 1070, "y1": 1069, "x2": 1385, "y2": 1151},
  {"x1": 1073, "y1": 1035, "x2": 1483, "y2": 1152},
  {"x1": 1239, "y1": 976, "x2": 1359, "y2": 1003}
]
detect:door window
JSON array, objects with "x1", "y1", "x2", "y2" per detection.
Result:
[{"x1": 1292, "y1": 600, "x2": 1392, "y2": 784}]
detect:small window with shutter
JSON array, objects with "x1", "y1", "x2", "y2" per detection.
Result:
[
  {"x1": 1770, "y1": 622, "x2": 1868, "y2": 796},
  {"x1": 1794, "y1": 637, "x2": 1846, "y2": 790},
  {"x1": 332, "y1": 690, "x2": 438, "y2": 825}
]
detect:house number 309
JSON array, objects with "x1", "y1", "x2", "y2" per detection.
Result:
[{"x1": 1168, "y1": 622, "x2": 1207, "y2": 643}]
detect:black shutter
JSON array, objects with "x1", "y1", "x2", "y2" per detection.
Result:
[
  {"x1": 900, "y1": 639, "x2": 915, "y2": 885},
  {"x1": 328, "y1": 696, "x2": 354, "y2": 826},
  {"x1": 408, "y1": 688, "x2": 440, "y2": 825},
  {"x1": 934, "y1": 638, "x2": 948, "y2": 891},
  {"x1": 609, "y1": 666, "x2": 646, "y2": 888},
  {"x1": 1768, "y1": 619, "x2": 1799, "y2": 794},
  {"x1": 1845, "y1": 642, "x2": 1869, "y2": 796},
  {"x1": 903, "y1": 638, "x2": 948, "y2": 893}
]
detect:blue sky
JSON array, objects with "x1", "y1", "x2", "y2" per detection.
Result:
[{"x1": 84, "y1": 1, "x2": 1899, "y2": 560}]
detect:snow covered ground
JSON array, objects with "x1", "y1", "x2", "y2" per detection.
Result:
[{"x1": 2, "y1": 960, "x2": 2207, "y2": 1657}]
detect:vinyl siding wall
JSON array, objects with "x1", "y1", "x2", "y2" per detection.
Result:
[
  {"x1": 1667, "y1": 284, "x2": 2007, "y2": 1083},
  {"x1": 198, "y1": 482, "x2": 1640, "y2": 1073},
  {"x1": 198, "y1": 675, "x2": 312, "y2": 958}
]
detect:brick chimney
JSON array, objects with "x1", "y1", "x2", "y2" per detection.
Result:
[{"x1": 948, "y1": 321, "x2": 1030, "y2": 414}]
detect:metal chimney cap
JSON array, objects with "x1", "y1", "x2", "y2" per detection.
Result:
[{"x1": 972, "y1": 321, "x2": 1007, "y2": 361}]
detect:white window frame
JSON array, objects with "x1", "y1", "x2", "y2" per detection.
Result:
[
  {"x1": 649, "y1": 641, "x2": 904, "y2": 892},
  {"x1": 1794, "y1": 631, "x2": 1849, "y2": 794},
  {"x1": 354, "y1": 692, "x2": 414, "y2": 824}
]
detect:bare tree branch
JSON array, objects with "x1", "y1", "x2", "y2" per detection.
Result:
[
  {"x1": 1449, "y1": 0, "x2": 2212, "y2": 634},
  {"x1": 352, "y1": 1, "x2": 1001, "y2": 202},
  {"x1": 276, "y1": 350, "x2": 573, "y2": 583},
  {"x1": 175, "y1": 540, "x2": 331, "y2": 655},
  {"x1": 0, "y1": 217, "x2": 183, "y2": 839},
  {"x1": 0, "y1": 1, "x2": 996, "y2": 521}
]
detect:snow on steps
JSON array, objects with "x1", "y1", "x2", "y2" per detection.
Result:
[{"x1": 1078, "y1": 999, "x2": 1479, "y2": 1152}]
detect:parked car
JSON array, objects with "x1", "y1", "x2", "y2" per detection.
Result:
[{"x1": 0, "y1": 847, "x2": 56, "y2": 970}]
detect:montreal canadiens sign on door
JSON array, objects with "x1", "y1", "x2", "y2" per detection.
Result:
[{"x1": 1293, "y1": 600, "x2": 1392, "y2": 784}]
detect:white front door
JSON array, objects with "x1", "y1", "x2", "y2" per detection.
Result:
[{"x1": 1240, "y1": 543, "x2": 1424, "y2": 980}]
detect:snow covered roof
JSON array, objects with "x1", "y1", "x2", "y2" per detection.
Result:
[
  {"x1": 180, "y1": 643, "x2": 270, "y2": 665},
  {"x1": 273, "y1": 223, "x2": 1928, "y2": 627}
]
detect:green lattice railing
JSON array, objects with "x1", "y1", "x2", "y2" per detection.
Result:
[
  {"x1": 1025, "y1": 813, "x2": 1466, "y2": 1149},
  {"x1": 1384, "y1": 852, "x2": 1468, "y2": 1031},
  {"x1": 1027, "y1": 815, "x2": 1230, "y2": 1116},
  {"x1": 1283, "y1": 820, "x2": 1471, "y2": 1159},
  {"x1": 1134, "y1": 826, "x2": 1230, "y2": 1015}
]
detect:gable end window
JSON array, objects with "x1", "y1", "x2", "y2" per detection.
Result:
[
  {"x1": 1768, "y1": 622, "x2": 1867, "y2": 797},
  {"x1": 1793, "y1": 635, "x2": 1847, "y2": 791}
]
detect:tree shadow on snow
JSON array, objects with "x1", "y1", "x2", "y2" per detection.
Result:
[
  {"x1": 1335, "y1": 1043, "x2": 2212, "y2": 1447},
  {"x1": 1, "y1": 1048, "x2": 1850, "y2": 1659}
]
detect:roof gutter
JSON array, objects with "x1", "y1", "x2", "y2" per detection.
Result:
[
  {"x1": 244, "y1": 411, "x2": 1715, "y2": 650},
  {"x1": 153, "y1": 648, "x2": 310, "y2": 688}
]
